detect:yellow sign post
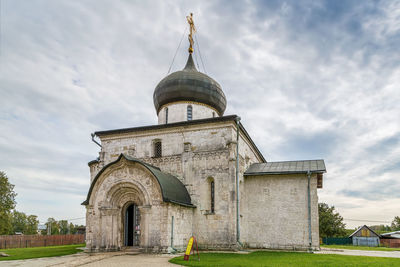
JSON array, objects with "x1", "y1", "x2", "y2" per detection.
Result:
[{"x1": 184, "y1": 236, "x2": 199, "y2": 261}]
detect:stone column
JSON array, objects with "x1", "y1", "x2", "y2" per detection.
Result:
[
  {"x1": 138, "y1": 205, "x2": 152, "y2": 249},
  {"x1": 99, "y1": 207, "x2": 119, "y2": 251}
]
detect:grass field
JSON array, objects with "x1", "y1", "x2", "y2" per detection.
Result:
[
  {"x1": 321, "y1": 244, "x2": 400, "y2": 251},
  {"x1": 169, "y1": 251, "x2": 400, "y2": 267},
  {"x1": 0, "y1": 244, "x2": 84, "y2": 261}
]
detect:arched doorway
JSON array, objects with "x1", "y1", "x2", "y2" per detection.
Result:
[{"x1": 124, "y1": 203, "x2": 140, "y2": 246}]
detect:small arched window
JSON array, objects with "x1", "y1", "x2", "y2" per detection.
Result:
[
  {"x1": 212, "y1": 112, "x2": 215, "y2": 118},
  {"x1": 210, "y1": 179, "x2": 215, "y2": 213},
  {"x1": 187, "y1": 105, "x2": 192, "y2": 121},
  {"x1": 165, "y1": 108, "x2": 168, "y2": 124}
]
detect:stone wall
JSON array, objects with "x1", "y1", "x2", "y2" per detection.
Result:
[
  {"x1": 84, "y1": 118, "x2": 323, "y2": 252},
  {"x1": 241, "y1": 174, "x2": 320, "y2": 250}
]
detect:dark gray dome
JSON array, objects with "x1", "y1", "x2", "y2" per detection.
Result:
[{"x1": 153, "y1": 54, "x2": 227, "y2": 115}]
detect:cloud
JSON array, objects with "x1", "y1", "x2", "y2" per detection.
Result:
[{"x1": 1, "y1": 0, "x2": 399, "y2": 227}]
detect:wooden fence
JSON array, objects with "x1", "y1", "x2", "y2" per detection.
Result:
[
  {"x1": 381, "y1": 239, "x2": 400, "y2": 248},
  {"x1": 0, "y1": 234, "x2": 85, "y2": 249}
]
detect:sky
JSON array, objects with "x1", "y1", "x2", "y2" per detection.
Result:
[{"x1": 0, "y1": 0, "x2": 399, "y2": 229}]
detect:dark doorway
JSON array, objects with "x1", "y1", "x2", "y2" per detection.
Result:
[{"x1": 124, "y1": 204, "x2": 140, "y2": 246}]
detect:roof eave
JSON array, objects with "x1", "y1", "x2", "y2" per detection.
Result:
[{"x1": 244, "y1": 170, "x2": 326, "y2": 176}]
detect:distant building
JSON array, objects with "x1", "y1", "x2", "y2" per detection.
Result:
[
  {"x1": 76, "y1": 226, "x2": 86, "y2": 235},
  {"x1": 380, "y1": 231, "x2": 400, "y2": 248},
  {"x1": 381, "y1": 231, "x2": 400, "y2": 239},
  {"x1": 349, "y1": 225, "x2": 380, "y2": 246},
  {"x1": 37, "y1": 224, "x2": 46, "y2": 235}
]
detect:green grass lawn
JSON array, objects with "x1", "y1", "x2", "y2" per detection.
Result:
[
  {"x1": 169, "y1": 251, "x2": 400, "y2": 267},
  {"x1": 321, "y1": 244, "x2": 400, "y2": 251},
  {"x1": 0, "y1": 244, "x2": 85, "y2": 261}
]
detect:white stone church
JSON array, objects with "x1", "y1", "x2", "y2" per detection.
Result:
[{"x1": 82, "y1": 25, "x2": 326, "y2": 252}]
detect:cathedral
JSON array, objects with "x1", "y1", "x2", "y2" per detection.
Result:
[{"x1": 82, "y1": 15, "x2": 326, "y2": 253}]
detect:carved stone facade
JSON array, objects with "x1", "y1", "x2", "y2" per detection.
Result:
[{"x1": 83, "y1": 117, "x2": 324, "y2": 252}]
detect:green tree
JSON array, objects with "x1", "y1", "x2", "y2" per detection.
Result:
[
  {"x1": 69, "y1": 223, "x2": 77, "y2": 234},
  {"x1": 11, "y1": 210, "x2": 27, "y2": 234},
  {"x1": 391, "y1": 216, "x2": 400, "y2": 231},
  {"x1": 0, "y1": 171, "x2": 17, "y2": 235},
  {"x1": 25, "y1": 215, "x2": 39, "y2": 235},
  {"x1": 46, "y1": 218, "x2": 60, "y2": 235},
  {"x1": 319, "y1": 203, "x2": 347, "y2": 237},
  {"x1": 59, "y1": 220, "x2": 69, "y2": 235}
]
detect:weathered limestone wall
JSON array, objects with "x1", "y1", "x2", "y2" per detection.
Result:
[
  {"x1": 88, "y1": 120, "x2": 264, "y2": 249},
  {"x1": 241, "y1": 174, "x2": 320, "y2": 250},
  {"x1": 165, "y1": 204, "x2": 194, "y2": 250},
  {"x1": 87, "y1": 119, "x2": 321, "y2": 251},
  {"x1": 157, "y1": 102, "x2": 219, "y2": 124},
  {"x1": 96, "y1": 123, "x2": 235, "y2": 177}
]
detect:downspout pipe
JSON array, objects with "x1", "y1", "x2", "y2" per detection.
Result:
[
  {"x1": 91, "y1": 133, "x2": 102, "y2": 148},
  {"x1": 307, "y1": 170, "x2": 313, "y2": 253},
  {"x1": 170, "y1": 216, "x2": 177, "y2": 253},
  {"x1": 235, "y1": 116, "x2": 243, "y2": 247}
]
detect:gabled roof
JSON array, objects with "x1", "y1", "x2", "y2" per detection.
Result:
[
  {"x1": 349, "y1": 225, "x2": 380, "y2": 238},
  {"x1": 82, "y1": 154, "x2": 194, "y2": 208},
  {"x1": 244, "y1": 159, "x2": 326, "y2": 176},
  {"x1": 380, "y1": 231, "x2": 400, "y2": 239}
]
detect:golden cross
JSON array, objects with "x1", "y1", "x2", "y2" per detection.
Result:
[{"x1": 186, "y1": 13, "x2": 196, "y2": 54}]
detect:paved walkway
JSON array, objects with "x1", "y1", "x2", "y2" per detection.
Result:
[
  {"x1": 316, "y1": 248, "x2": 400, "y2": 258},
  {"x1": 0, "y1": 253, "x2": 177, "y2": 267}
]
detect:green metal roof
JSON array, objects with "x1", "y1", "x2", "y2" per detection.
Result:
[
  {"x1": 153, "y1": 54, "x2": 227, "y2": 115},
  {"x1": 245, "y1": 160, "x2": 326, "y2": 176},
  {"x1": 82, "y1": 154, "x2": 194, "y2": 207}
]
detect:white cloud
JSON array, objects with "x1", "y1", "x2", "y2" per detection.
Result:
[{"x1": 1, "y1": 0, "x2": 399, "y2": 228}]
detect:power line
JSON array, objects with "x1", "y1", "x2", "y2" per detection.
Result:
[
  {"x1": 343, "y1": 218, "x2": 392, "y2": 224},
  {"x1": 39, "y1": 217, "x2": 85, "y2": 224}
]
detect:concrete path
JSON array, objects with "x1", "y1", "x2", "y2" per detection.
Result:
[
  {"x1": 316, "y1": 248, "x2": 400, "y2": 258},
  {"x1": 0, "y1": 253, "x2": 177, "y2": 267}
]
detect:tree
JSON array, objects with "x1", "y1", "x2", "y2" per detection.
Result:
[
  {"x1": 69, "y1": 223, "x2": 77, "y2": 234},
  {"x1": 11, "y1": 211, "x2": 39, "y2": 235},
  {"x1": 25, "y1": 215, "x2": 39, "y2": 235},
  {"x1": 59, "y1": 220, "x2": 69, "y2": 235},
  {"x1": 46, "y1": 218, "x2": 60, "y2": 235},
  {"x1": 0, "y1": 171, "x2": 17, "y2": 235},
  {"x1": 391, "y1": 216, "x2": 400, "y2": 231},
  {"x1": 318, "y1": 203, "x2": 347, "y2": 237},
  {"x1": 11, "y1": 210, "x2": 27, "y2": 234}
]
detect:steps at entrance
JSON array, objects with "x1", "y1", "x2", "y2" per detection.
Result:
[{"x1": 122, "y1": 246, "x2": 142, "y2": 255}]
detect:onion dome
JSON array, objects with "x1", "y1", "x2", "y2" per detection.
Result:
[{"x1": 153, "y1": 54, "x2": 227, "y2": 115}]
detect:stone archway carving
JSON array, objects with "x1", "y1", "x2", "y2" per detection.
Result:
[
  {"x1": 84, "y1": 154, "x2": 192, "y2": 251},
  {"x1": 105, "y1": 181, "x2": 151, "y2": 247}
]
